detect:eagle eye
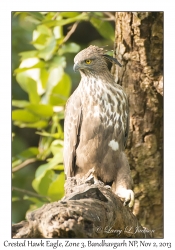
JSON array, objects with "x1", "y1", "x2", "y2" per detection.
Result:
[{"x1": 85, "y1": 59, "x2": 92, "y2": 65}]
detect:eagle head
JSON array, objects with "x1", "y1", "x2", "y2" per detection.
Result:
[{"x1": 73, "y1": 45, "x2": 121, "y2": 76}]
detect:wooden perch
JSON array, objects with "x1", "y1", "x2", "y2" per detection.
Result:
[{"x1": 12, "y1": 177, "x2": 152, "y2": 238}]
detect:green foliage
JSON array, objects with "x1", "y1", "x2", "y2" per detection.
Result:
[
  {"x1": 12, "y1": 11, "x2": 115, "y2": 222},
  {"x1": 90, "y1": 17, "x2": 115, "y2": 41},
  {"x1": 12, "y1": 147, "x2": 39, "y2": 168}
]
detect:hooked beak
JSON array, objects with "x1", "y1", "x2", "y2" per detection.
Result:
[{"x1": 73, "y1": 62, "x2": 80, "y2": 72}]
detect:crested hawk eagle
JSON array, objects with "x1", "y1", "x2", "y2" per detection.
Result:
[{"x1": 63, "y1": 45, "x2": 134, "y2": 207}]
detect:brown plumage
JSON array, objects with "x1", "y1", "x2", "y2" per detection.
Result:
[{"x1": 63, "y1": 45, "x2": 134, "y2": 207}]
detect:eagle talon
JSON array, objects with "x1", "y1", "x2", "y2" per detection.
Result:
[
  {"x1": 123, "y1": 200, "x2": 129, "y2": 206},
  {"x1": 85, "y1": 173, "x2": 103, "y2": 186},
  {"x1": 85, "y1": 174, "x2": 94, "y2": 183},
  {"x1": 116, "y1": 188, "x2": 134, "y2": 208},
  {"x1": 104, "y1": 185, "x2": 111, "y2": 189}
]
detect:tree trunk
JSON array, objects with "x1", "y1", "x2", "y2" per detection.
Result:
[{"x1": 113, "y1": 12, "x2": 163, "y2": 238}]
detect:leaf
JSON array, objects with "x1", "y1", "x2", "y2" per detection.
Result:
[
  {"x1": 58, "y1": 124, "x2": 64, "y2": 139},
  {"x1": 47, "y1": 172, "x2": 65, "y2": 201},
  {"x1": 32, "y1": 169, "x2": 56, "y2": 195},
  {"x1": 23, "y1": 196, "x2": 47, "y2": 210},
  {"x1": 23, "y1": 196, "x2": 42, "y2": 203},
  {"x1": 12, "y1": 147, "x2": 38, "y2": 168},
  {"x1": 32, "y1": 34, "x2": 49, "y2": 50},
  {"x1": 32, "y1": 25, "x2": 52, "y2": 50},
  {"x1": 34, "y1": 152, "x2": 63, "y2": 179},
  {"x1": 34, "y1": 163, "x2": 51, "y2": 178},
  {"x1": 56, "y1": 110, "x2": 65, "y2": 120},
  {"x1": 18, "y1": 147, "x2": 39, "y2": 158},
  {"x1": 49, "y1": 73, "x2": 71, "y2": 106},
  {"x1": 43, "y1": 66, "x2": 64, "y2": 103},
  {"x1": 41, "y1": 12, "x2": 88, "y2": 27},
  {"x1": 26, "y1": 104, "x2": 53, "y2": 118},
  {"x1": 52, "y1": 164, "x2": 64, "y2": 171},
  {"x1": 16, "y1": 75, "x2": 40, "y2": 104},
  {"x1": 93, "y1": 12, "x2": 104, "y2": 17},
  {"x1": 47, "y1": 153, "x2": 63, "y2": 166},
  {"x1": 31, "y1": 24, "x2": 56, "y2": 60},
  {"x1": 58, "y1": 43, "x2": 80, "y2": 55},
  {"x1": 12, "y1": 197, "x2": 20, "y2": 202},
  {"x1": 12, "y1": 159, "x2": 22, "y2": 168},
  {"x1": 40, "y1": 68, "x2": 49, "y2": 90},
  {"x1": 26, "y1": 12, "x2": 44, "y2": 21},
  {"x1": 32, "y1": 167, "x2": 65, "y2": 201},
  {"x1": 50, "y1": 56, "x2": 66, "y2": 68},
  {"x1": 59, "y1": 12, "x2": 80, "y2": 18},
  {"x1": 12, "y1": 100, "x2": 30, "y2": 108},
  {"x1": 12, "y1": 109, "x2": 40, "y2": 123},
  {"x1": 14, "y1": 61, "x2": 45, "y2": 74},
  {"x1": 53, "y1": 26, "x2": 63, "y2": 39},
  {"x1": 90, "y1": 17, "x2": 115, "y2": 41},
  {"x1": 50, "y1": 140, "x2": 63, "y2": 156},
  {"x1": 37, "y1": 36, "x2": 56, "y2": 61},
  {"x1": 19, "y1": 50, "x2": 38, "y2": 60},
  {"x1": 36, "y1": 24, "x2": 51, "y2": 36},
  {"x1": 36, "y1": 131, "x2": 60, "y2": 139},
  {"x1": 13, "y1": 120, "x2": 48, "y2": 129}
]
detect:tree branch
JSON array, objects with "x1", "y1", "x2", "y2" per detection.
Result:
[
  {"x1": 62, "y1": 22, "x2": 79, "y2": 44},
  {"x1": 12, "y1": 158, "x2": 37, "y2": 173},
  {"x1": 12, "y1": 187, "x2": 50, "y2": 201},
  {"x1": 12, "y1": 178, "x2": 153, "y2": 238}
]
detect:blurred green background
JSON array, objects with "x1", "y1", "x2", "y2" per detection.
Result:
[{"x1": 12, "y1": 11, "x2": 115, "y2": 223}]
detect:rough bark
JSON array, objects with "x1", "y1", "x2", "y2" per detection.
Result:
[
  {"x1": 113, "y1": 12, "x2": 163, "y2": 238},
  {"x1": 12, "y1": 178, "x2": 152, "y2": 238}
]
